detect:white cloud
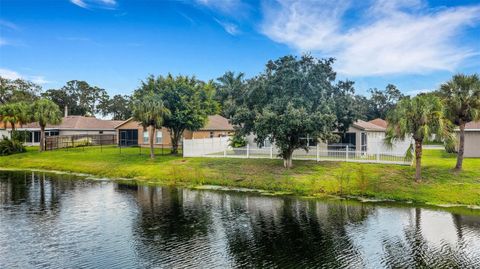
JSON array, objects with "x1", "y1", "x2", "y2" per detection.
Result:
[
  {"x1": 261, "y1": 0, "x2": 480, "y2": 76},
  {"x1": 195, "y1": 0, "x2": 241, "y2": 13},
  {"x1": 404, "y1": 88, "x2": 434, "y2": 96},
  {"x1": 0, "y1": 68, "x2": 51, "y2": 85},
  {"x1": 71, "y1": 0, "x2": 88, "y2": 8},
  {"x1": 0, "y1": 68, "x2": 21, "y2": 80},
  {"x1": 70, "y1": 0, "x2": 117, "y2": 9},
  {"x1": 29, "y1": 76, "x2": 51, "y2": 85},
  {"x1": 0, "y1": 20, "x2": 19, "y2": 31},
  {"x1": 214, "y1": 19, "x2": 240, "y2": 35}
]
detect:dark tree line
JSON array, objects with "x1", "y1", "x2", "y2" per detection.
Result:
[
  {"x1": 0, "y1": 77, "x2": 132, "y2": 120},
  {"x1": 42, "y1": 80, "x2": 132, "y2": 120}
]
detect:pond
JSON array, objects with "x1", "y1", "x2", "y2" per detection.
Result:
[{"x1": 1, "y1": 170, "x2": 479, "y2": 268}]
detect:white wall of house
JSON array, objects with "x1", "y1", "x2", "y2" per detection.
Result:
[
  {"x1": 0, "y1": 129, "x2": 10, "y2": 139},
  {"x1": 59, "y1": 130, "x2": 116, "y2": 136},
  {"x1": 367, "y1": 131, "x2": 412, "y2": 155},
  {"x1": 460, "y1": 131, "x2": 480, "y2": 157}
]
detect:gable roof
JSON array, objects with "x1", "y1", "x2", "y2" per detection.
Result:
[
  {"x1": 352, "y1": 120, "x2": 386, "y2": 131},
  {"x1": 368, "y1": 118, "x2": 388, "y2": 129},
  {"x1": 465, "y1": 121, "x2": 480, "y2": 131},
  {"x1": 21, "y1": 116, "x2": 123, "y2": 130},
  {"x1": 199, "y1": 115, "x2": 234, "y2": 131},
  {"x1": 115, "y1": 115, "x2": 234, "y2": 131}
]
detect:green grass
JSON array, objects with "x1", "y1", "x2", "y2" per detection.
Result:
[{"x1": 1, "y1": 145, "x2": 479, "y2": 206}]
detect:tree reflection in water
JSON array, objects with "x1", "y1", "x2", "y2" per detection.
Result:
[{"x1": 0, "y1": 171, "x2": 479, "y2": 269}]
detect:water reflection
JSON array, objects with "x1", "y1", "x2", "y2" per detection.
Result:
[{"x1": 1, "y1": 171, "x2": 479, "y2": 268}]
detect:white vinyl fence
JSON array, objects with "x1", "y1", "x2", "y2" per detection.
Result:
[{"x1": 183, "y1": 137, "x2": 411, "y2": 165}]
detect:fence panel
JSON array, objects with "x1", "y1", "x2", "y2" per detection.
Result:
[
  {"x1": 183, "y1": 137, "x2": 229, "y2": 157},
  {"x1": 45, "y1": 134, "x2": 116, "y2": 150},
  {"x1": 183, "y1": 138, "x2": 411, "y2": 165}
]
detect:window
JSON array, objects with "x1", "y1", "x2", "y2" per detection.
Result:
[
  {"x1": 156, "y1": 130, "x2": 163, "y2": 144},
  {"x1": 143, "y1": 131, "x2": 149, "y2": 144},
  {"x1": 99, "y1": 131, "x2": 103, "y2": 134},
  {"x1": 210, "y1": 131, "x2": 214, "y2": 138}
]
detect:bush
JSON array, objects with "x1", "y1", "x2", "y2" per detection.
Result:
[
  {"x1": 0, "y1": 137, "x2": 26, "y2": 156},
  {"x1": 229, "y1": 133, "x2": 246, "y2": 148},
  {"x1": 11, "y1": 130, "x2": 29, "y2": 142}
]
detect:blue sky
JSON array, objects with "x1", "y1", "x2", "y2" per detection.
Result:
[{"x1": 0, "y1": 0, "x2": 479, "y2": 96}]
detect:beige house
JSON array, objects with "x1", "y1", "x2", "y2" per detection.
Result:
[
  {"x1": 456, "y1": 121, "x2": 480, "y2": 157},
  {"x1": 16, "y1": 116, "x2": 122, "y2": 145},
  {"x1": 245, "y1": 118, "x2": 411, "y2": 155},
  {"x1": 115, "y1": 114, "x2": 234, "y2": 147}
]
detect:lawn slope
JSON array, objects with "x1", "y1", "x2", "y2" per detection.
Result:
[{"x1": 1, "y1": 146, "x2": 479, "y2": 206}]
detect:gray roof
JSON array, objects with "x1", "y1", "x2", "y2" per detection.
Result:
[
  {"x1": 22, "y1": 116, "x2": 123, "y2": 130},
  {"x1": 353, "y1": 120, "x2": 386, "y2": 131}
]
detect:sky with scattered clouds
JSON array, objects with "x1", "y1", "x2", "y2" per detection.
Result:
[{"x1": 0, "y1": 0, "x2": 479, "y2": 96}]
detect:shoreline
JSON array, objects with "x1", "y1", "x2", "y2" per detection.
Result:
[
  {"x1": 1, "y1": 146, "x2": 479, "y2": 209},
  {"x1": 2, "y1": 166, "x2": 479, "y2": 216}
]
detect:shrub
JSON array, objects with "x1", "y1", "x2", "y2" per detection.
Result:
[
  {"x1": 229, "y1": 132, "x2": 247, "y2": 148},
  {"x1": 0, "y1": 137, "x2": 26, "y2": 156},
  {"x1": 12, "y1": 130, "x2": 30, "y2": 142}
]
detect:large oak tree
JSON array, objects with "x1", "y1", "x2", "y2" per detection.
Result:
[{"x1": 232, "y1": 55, "x2": 355, "y2": 168}]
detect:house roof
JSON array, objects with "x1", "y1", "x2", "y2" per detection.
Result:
[
  {"x1": 115, "y1": 114, "x2": 234, "y2": 131},
  {"x1": 21, "y1": 116, "x2": 123, "y2": 130},
  {"x1": 199, "y1": 115, "x2": 234, "y2": 131},
  {"x1": 368, "y1": 118, "x2": 388, "y2": 129},
  {"x1": 352, "y1": 120, "x2": 386, "y2": 131},
  {"x1": 464, "y1": 121, "x2": 480, "y2": 131}
]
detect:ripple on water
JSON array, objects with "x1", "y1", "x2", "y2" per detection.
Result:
[{"x1": 0, "y1": 170, "x2": 479, "y2": 269}]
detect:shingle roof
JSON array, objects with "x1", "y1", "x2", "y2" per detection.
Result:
[
  {"x1": 465, "y1": 121, "x2": 480, "y2": 130},
  {"x1": 115, "y1": 115, "x2": 234, "y2": 131},
  {"x1": 22, "y1": 116, "x2": 122, "y2": 130},
  {"x1": 353, "y1": 119, "x2": 386, "y2": 131},
  {"x1": 199, "y1": 115, "x2": 234, "y2": 131},
  {"x1": 368, "y1": 118, "x2": 388, "y2": 129}
]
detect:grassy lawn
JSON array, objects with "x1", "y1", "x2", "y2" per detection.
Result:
[{"x1": 1, "y1": 146, "x2": 479, "y2": 206}]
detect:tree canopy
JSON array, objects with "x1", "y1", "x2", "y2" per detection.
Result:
[
  {"x1": 133, "y1": 74, "x2": 218, "y2": 154},
  {"x1": 232, "y1": 55, "x2": 355, "y2": 168},
  {"x1": 132, "y1": 94, "x2": 170, "y2": 159},
  {"x1": 0, "y1": 77, "x2": 40, "y2": 105},
  {"x1": 439, "y1": 73, "x2": 480, "y2": 170},
  {"x1": 30, "y1": 99, "x2": 62, "y2": 151},
  {"x1": 386, "y1": 94, "x2": 448, "y2": 181},
  {"x1": 42, "y1": 80, "x2": 109, "y2": 116}
]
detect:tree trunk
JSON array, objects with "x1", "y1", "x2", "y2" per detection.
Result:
[
  {"x1": 40, "y1": 125, "x2": 45, "y2": 152},
  {"x1": 170, "y1": 129, "x2": 183, "y2": 155},
  {"x1": 414, "y1": 139, "x2": 423, "y2": 182},
  {"x1": 283, "y1": 150, "x2": 293, "y2": 169},
  {"x1": 10, "y1": 121, "x2": 15, "y2": 132},
  {"x1": 455, "y1": 122, "x2": 465, "y2": 171},
  {"x1": 149, "y1": 126, "x2": 155, "y2": 159}
]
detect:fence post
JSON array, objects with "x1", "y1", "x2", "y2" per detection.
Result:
[
  {"x1": 376, "y1": 147, "x2": 380, "y2": 162},
  {"x1": 316, "y1": 144, "x2": 319, "y2": 162},
  {"x1": 270, "y1": 146, "x2": 273, "y2": 159},
  {"x1": 224, "y1": 145, "x2": 227, "y2": 157},
  {"x1": 346, "y1": 146, "x2": 349, "y2": 161},
  {"x1": 247, "y1": 144, "x2": 250, "y2": 158},
  {"x1": 202, "y1": 138, "x2": 206, "y2": 156}
]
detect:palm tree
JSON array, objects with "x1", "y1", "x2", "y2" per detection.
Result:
[
  {"x1": 30, "y1": 99, "x2": 62, "y2": 151},
  {"x1": 216, "y1": 71, "x2": 245, "y2": 118},
  {"x1": 132, "y1": 94, "x2": 170, "y2": 159},
  {"x1": 0, "y1": 102, "x2": 30, "y2": 132},
  {"x1": 386, "y1": 94, "x2": 448, "y2": 182},
  {"x1": 439, "y1": 74, "x2": 480, "y2": 171}
]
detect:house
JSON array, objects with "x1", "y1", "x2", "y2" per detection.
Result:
[
  {"x1": 115, "y1": 114, "x2": 234, "y2": 147},
  {"x1": 456, "y1": 121, "x2": 480, "y2": 157},
  {"x1": 0, "y1": 121, "x2": 9, "y2": 139},
  {"x1": 16, "y1": 116, "x2": 123, "y2": 146},
  {"x1": 245, "y1": 118, "x2": 411, "y2": 155}
]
